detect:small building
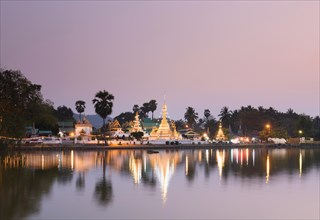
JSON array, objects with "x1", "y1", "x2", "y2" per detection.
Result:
[
  {"x1": 58, "y1": 121, "x2": 75, "y2": 135},
  {"x1": 75, "y1": 117, "x2": 92, "y2": 137}
]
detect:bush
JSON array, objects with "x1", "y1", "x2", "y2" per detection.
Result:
[{"x1": 131, "y1": 132, "x2": 144, "y2": 140}]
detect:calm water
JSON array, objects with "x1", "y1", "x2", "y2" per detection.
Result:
[{"x1": 1, "y1": 147, "x2": 319, "y2": 219}]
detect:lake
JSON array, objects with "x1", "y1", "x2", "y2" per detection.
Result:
[{"x1": 1, "y1": 147, "x2": 319, "y2": 219}]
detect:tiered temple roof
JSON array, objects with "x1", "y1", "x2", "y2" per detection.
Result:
[{"x1": 149, "y1": 102, "x2": 180, "y2": 140}]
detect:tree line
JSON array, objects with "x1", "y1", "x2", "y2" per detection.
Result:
[{"x1": 1, "y1": 69, "x2": 319, "y2": 143}]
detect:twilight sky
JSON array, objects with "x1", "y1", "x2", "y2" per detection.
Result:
[{"x1": 1, "y1": 1, "x2": 319, "y2": 119}]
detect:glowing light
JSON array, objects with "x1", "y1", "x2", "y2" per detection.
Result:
[
  {"x1": 70, "y1": 132, "x2": 75, "y2": 137},
  {"x1": 299, "y1": 151, "x2": 302, "y2": 177},
  {"x1": 129, "y1": 155, "x2": 142, "y2": 184},
  {"x1": 231, "y1": 149, "x2": 233, "y2": 163},
  {"x1": 185, "y1": 156, "x2": 188, "y2": 175},
  {"x1": 266, "y1": 154, "x2": 270, "y2": 184},
  {"x1": 252, "y1": 149, "x2": 255, "y2": 166},
  {"x1": 41, "y1": 154, "x2": 44, "y2": 170},
  {"x1": 246, "y1": 148, "x2": 249, "y2": 165},
  {"x1": 236, "y1": 149, "x2": 239, "y2": 164},
  {"x1": 71, "y1": 150, "x2": 74, "y2": 170},
  {"x1": 198, "y1": 151, "x2": 202, "y2": 162},
  {"x1": 206, "y1": 150, "x2": 209, "y2": 164},
  {"x1": 299, "y1": 130, "x2": 303, "y2": 134},
  {"x1": 216, "y1": 150, "x2": 225, "y2": 178}
]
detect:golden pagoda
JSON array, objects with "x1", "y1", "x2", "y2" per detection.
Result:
[
  {"x1": 149, "y1": 102, "x2": 180, "y2": 140},
  {"x1": 216, "y1": 122, "x2": 226, "y2": 141},
  {"x1": 131, "y1": 112, "x2": 143, "y2": 133}
]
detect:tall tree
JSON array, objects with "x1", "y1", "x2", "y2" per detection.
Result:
[
  {"x1": 218, "y1": 106, "x2": 232, "y2": 128},
  {"x1": 132, "y1": 104, "x2": 139, "y2": 113},
  {"x1": 149, "y1": 100, "x2": 157, "y2": 120},
  {"x1": 142, "y1": 102, "x2": 151, "y2": 118},
  {"x1": 56, "y1": 105, "x2": 74, "y2": 121},
  {"x1": 75, "y1": 100, "x2": 86, "y2": 121},
  {"x1": 204, "y1": 109, "x2": 211, "y2": 121},
  {"x1": 184, "y1": 107, "x2": 199, "y2": 128},
  {"x1": 0, "y1": 69, "x2": 43, "y2": 138},
  {"x1": 92, "y1": 90, "x2": 114, "y2": 145}
]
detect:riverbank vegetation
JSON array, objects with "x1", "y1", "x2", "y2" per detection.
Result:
[{"x1": 1, "y1": 68, "x2": 319, "y2": 144}]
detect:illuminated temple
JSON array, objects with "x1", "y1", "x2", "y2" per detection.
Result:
[
  {"x1": 215, "y1": 122, "x2": 226, "y2": 141},
  {"x1": 149, "y1": 102, "x2": 180, "y2": 140}
]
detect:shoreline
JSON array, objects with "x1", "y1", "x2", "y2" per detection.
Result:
[{"x1": 3, "y1": 143, "x2": 319, "y2": 152}]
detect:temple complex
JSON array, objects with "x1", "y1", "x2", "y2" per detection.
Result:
[
  {"x1": 149, "y1": 102, "x2": 180, "y2": 140},
  {"x1": 215, "y1": 122, "x2": 226, "y2": 141}
]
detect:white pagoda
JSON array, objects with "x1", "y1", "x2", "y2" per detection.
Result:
[
  {"x1": 131, "y1": 112, "x2": 143, "y2": 133},
  {"x1": 216, "y1": 122, "x2": 226, "y2": 141},
  {"x1": 149, "y1": 102, "x2": 180, "y2": 140}
]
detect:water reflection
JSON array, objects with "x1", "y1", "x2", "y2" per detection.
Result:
[{"x1": 0, "y1": 148, "x2": 320, "y2": 219}]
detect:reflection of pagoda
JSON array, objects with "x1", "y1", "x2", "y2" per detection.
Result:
[
  {"x1": 215, "y1": 122, "x2": 226, "y2": 141},
  {"x1": 149, "y1": 102, "x2": 180, "y2": 140},
  {"x1": 149, "y1": 153, "x2": 180, "y2": 203},
  {"x1": 131, "y1": 112, "x2": 143, "y2": 133},
  {"x1": 129, "y1": 154, "x2": 142, "y2": 184}
]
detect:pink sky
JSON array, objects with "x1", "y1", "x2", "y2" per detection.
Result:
[{"x1": 1, "y1": 1, "x2": 319, "y2": 119}]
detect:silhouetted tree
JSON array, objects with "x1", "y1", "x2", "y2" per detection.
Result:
[
  {"x1": 56, "y1": 105, "x2": 74, "y2": 121},
  {"x1": 149, "y1": 100, "x2": 157, "y2": 120},
  {"x1": 132, "y1": 104, "x2": 139, "y2": 113},
  {"x1": 75, "y1": 100, "x2": 86, "y2": 121},
  {"x1": 184, "y1": 107, "x2": 198, "y2": 128},
  {"x1": 92, "y1": 90, "x2": 114, "y2": 145},
  {"x1": 204, "y1": 109, "x2": 211, "y2": 121},
  {"x1": 219, "y1": 106, "x2": 232, "y2": 128}
]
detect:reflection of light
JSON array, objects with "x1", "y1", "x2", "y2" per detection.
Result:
[
  {"x1": 246, "y1": 148, "x2": 249, "y2": 165},
  {"x1": 216, "y1": 150, "x2": 225, "y2": 178},
  {"x1": 198, "y1": 151, "x2": 202, "y2": 162},
  {"x1": 299, "y1": 151, "x2": 302, "y2": 177},
  {"x1": 71, "y1": 150, "x2": 74, "y2": 170},
  {"x1": 41, "y1": 154, "x2": 44, "y2": 170},
  {"x1": 231, "y1": 149, "x2": 233, "y2": 163},
  {"x1": 252, "y1": 149, "x2": 255, "y2": 166},
  {"x1": 236, "y1": 149, "x2": 239, "y2": 164},
  {"x1": 206, "y1": 150, "x2": 209, "y2": 164},
  {"x1": 150, "y1": 154, "x2": 177, "y2": 203},
  {"x1": 240, "y1": 149, "x2": 243, "y2": 165},
  {"x1": 266, "y1": 154, "x2": 270, "y2": 184},
  {"x1": 185, "y1": 156, "x2": 188, "y2": 175},
  {"x1": 143, "y1": 154, "x2": 147, "y2": 173},
  {"x1": 129, "y1": 155, "x2": 142, "y2": 184}
]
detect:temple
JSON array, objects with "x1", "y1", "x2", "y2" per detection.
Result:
[
  {"x1": 131, "y1": 112, "x2": 143, "y2": 133},
  {"x1": 215, "y1": 122, "x2": 226, "y2": 141},
  {"x1": 149, "y1": 102, "x2": 180, "y2": 140}
]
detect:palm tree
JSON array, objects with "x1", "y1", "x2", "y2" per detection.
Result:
[
  {"x1": 204, "y1": 109, "x2": 211, "y2": 121},
  {"x1": 94, "y1": 152, "x2": 113, "y2": 206},
  {"x1": 149, "y1": 100, "x2": 157, "y2": 120},
  {"x1": 75, "y1": 100, "x2": 86, "y2": 121},
  {"x1": 132, "y1": 104, "x2": 139, "y2": 113},
  {"x1": 142, "y1": 102, "x2": 150, "y2": 118},
  {"x1": 219, "y1": 106, "x2": 232, "y2": 127},
  {"x1": 184, "y1": 107, "x2": 199, "y2": 128},
  {"x1": 92, "y1": 90, "x2": 114, "y2": 145}
]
